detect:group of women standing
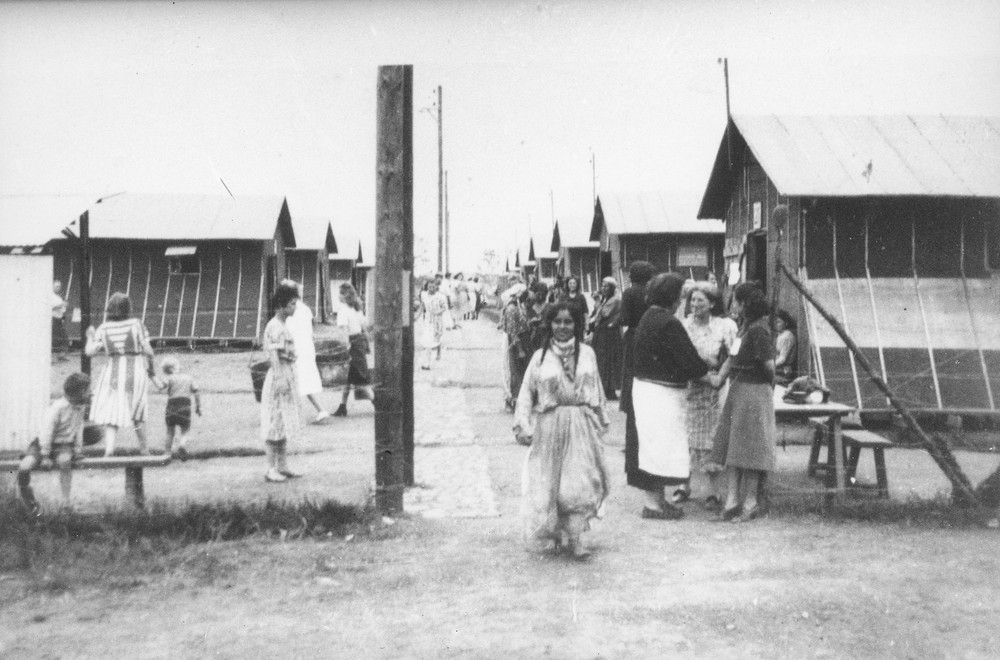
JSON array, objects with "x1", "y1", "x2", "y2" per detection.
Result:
[{"x1": 513, "y1": 266, "x2": 778, "y2": 559}]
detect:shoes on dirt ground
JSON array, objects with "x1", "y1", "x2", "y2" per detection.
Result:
[
  {"x1": 641, "y1": 504, "x2": 684, "y2": 520},
  {"x1": 313, "y1": 410, "x2": 330, "y2": 423},
  {"x1": 332, "y1": 405, "x2": 348, "y2": 417},
  {"x1": 279, "y1": 469, "x2": 303, "y2": 479},
  {"x1": 264, "y1": 469, "x2": 287, "y2": 483}
]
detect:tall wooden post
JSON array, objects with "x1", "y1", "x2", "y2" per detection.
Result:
[
  {"x1": 79, "y1": 210, "x2": 91, "y2": 376},
  {"x1": 374, "y1": 65, "x2": 414, "y2": 513},
  {"x1": 436, "y1": 85, "x2": 444, "y2": 273}
]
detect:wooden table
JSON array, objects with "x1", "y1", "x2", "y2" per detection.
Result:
[{"x1": 774, "y1": 399, "x2": 855, "y2": 501}]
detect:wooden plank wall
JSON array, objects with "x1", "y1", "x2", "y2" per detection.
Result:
[{"x1": 54, "y1": 241, "x2": 267, "y2": 341}]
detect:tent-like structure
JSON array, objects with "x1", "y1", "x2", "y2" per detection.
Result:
[{"x1": 698, "y1": 114, "x2": 1000, "y2": 413}]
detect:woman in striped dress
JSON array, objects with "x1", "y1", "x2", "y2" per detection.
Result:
[{"x1": 85, "y1": 292, "x2": 156, "y2": 456}]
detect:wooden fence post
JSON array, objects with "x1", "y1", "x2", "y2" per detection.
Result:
[{"x1": 374, "y1": 65, "x2": 414, "y2": 514}]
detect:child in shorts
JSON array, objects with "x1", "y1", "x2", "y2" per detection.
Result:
[
  {"x1": 158, "y1": 356, "x2": 201, "y2": 460},
  {"x1": 18, "y1": 372, "x2": 91, "y2": 514}
]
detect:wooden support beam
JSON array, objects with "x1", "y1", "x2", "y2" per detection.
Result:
[{"x1": 778, "y1": 262, "x2": 981, "y2": 508}]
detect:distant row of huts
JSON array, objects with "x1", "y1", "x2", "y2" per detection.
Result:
[
  {"x1": 0, "y1": 193, "x2": 375, "y2": 344},
  {"x1": 513, "y1": 114, "x2": 1000, "y2": 415}
]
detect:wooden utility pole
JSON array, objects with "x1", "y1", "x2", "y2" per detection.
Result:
[
  {"x1": 436, "y1": 85, "x2": 444, "y2": 273},
  {"x1": 444, "y1": 170, "x2": 450, "y2": 273},
  {"x1": 374, "y1": 65, "x2": 414, "y2": 513},
  {"x1": 79, "y1": 210, "x2": 91, "y2": 376}
]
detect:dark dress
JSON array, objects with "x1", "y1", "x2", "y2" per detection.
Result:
[
  {"x1": 619, "y1": 284, "x2": 648, "y2": 412},
  {"x1": 711, "y1": 319, "x2": 776, "y2": 472},
  {"x1": 564, "y1": 292, "x2": 590, "y2": 321},
  {"x1": 626, "y1": 307, "x2": 707, "y2": 490},
  {"x1": 590, "y1": 295, "x2": 623, "y2": 400}
]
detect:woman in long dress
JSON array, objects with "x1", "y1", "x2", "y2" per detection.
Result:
[
  {"x1": 85, "y1": 292, "x2": 156, "y2": 456},
  {"x1": 260, "y1": 283, "x2": 303, "y2": 483},
  {"x1": 333, "y1": 282, "x2": 373, "y2": 416},
  {"x1": 711, "y1": 282, "x2": 776, "y2": 522},
  {"x1": 420, "y1": 279, "x2": 448, "y2": 369},
  {"x1": 281, "y1": 279, "x2": 329, "y2": 423},
  {"x1": 589, "y1": 277, "x2": 623, "y2": 401},
  {"x1": 453, "y1": 272, "x2": 475, "y2": 320},
  {"x1": 629, "y1": 273, "x2": 712, "y2": 520},
  {"x1": 678, "y1": 282, "x2": 737, "y2": 508},
  {"x1": 501, "y1": 289, "x2": 532, "y2": 413},
  {"x1": 514, "y1": 301, "x2": 610, "y2": 560}
]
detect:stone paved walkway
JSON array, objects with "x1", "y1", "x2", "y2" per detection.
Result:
[{"x1": 404, "y1": 322, "x2": 500, "y2": 518}]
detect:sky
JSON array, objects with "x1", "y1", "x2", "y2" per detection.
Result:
[{"x1": 2, "y1": 0, "x2": 999, "y2": 275}]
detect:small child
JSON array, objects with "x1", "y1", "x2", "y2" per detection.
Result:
[
  {"x1": 157, "y1": 356, "x2": 201, "y2": 460},
  {"x1": 18, "y1": 372, "x2": 91, "y2": 514}
]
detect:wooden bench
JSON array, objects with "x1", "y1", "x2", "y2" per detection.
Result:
[
  {"x1": 807, "y1": 418, "x2": 893, "y2": 498},
  {"x1": 0, "y1": 454, "x2": 171, "y2": 509}
]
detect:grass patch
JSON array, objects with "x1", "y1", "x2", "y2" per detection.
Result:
[
  {"x1": 0, "y1": 496, "x2": 374, "y2": 573},
  {"x1": 767, "y1": 490, "x2": 992, "y2": 527}
]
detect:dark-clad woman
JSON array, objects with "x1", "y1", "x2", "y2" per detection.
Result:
[
  {"x1": 501, "y1": 289, "x2": 532, "y2": 413},
  {"x1": 563, "y1": 276, "x2": 589, "y2": 320},
  {"x1": 514, "y1": 301, "x2": 610, "y2": 560},
  {"x1": 711, "y1": 282, "x2": 776, "y2": 522},
  {"x1": 524, "y1": 282, "x2": 549, "y2": 353},
  {"x1": 85, "y1": 292, "x2": 156, "y2": 456},
  {"x1": 619, "y1": 261, "x2": 654, "y2": 413},
  {"x1": 629, "y1": 273, "x2": 711, "y2": 519},
  {"x1": 589, "y1": 276, "x2": 623, "y2": 400}
]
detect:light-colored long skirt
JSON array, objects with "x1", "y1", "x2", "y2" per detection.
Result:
[
  {"x1": 632, "y1": 379, "x2": 690, "y2": 480},
  {"x1": 521, "y1": 406, "x2": 610, "y2": 545},
  {"x1": 260, "y1": 363, "x2": 301, "y2": 443}
]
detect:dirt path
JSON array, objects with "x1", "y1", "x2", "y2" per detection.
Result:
[{"x1": 3, "y1": 317, "x2": 999, "y2": 658}]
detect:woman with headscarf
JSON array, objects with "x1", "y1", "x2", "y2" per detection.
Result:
[
  {"x1": 629, "y1": 273, "x2": 711, "y2": 520},
  {"x1": 711, "y1": 282, "x2": 776, "y2": 522},
  {"x1": 589, "y1": 276, "x2": 623, "y2": 401},
  {"x1": 85, "y1": 292, "x2": 156, "y2": 456},
  {"x1": 514, "y1": 301, "x2": 610, "y2": 560}
]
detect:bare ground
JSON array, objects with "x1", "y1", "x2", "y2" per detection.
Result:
[{"x1": 2, "y1": 321, "x2": 999, "y2": 658}]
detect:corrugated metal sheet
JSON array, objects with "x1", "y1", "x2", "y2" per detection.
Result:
[
  {"x1": 806, "y1": 277, "x2": 1000, "y2": 411},
  {"x1": 0, "y1": 195, "x2": 94, "y2": 247},
  {"x1": 734, "y1": 115, "x2": 1000, "y2": 197},
  {"x1": 600, "y1": 192, "x2": 725, "y2": 235},
  {"x1": 0, "y1": 255, "x2": 53, "y2": 452},
  {"x1": 70, "y1": 193, "x2": 289, "y2": 240},
  {"x1": 552, "y1": 217, "x2": 598, "y2": 251}
]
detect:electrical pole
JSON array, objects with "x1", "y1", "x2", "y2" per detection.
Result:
[
  {"x1": 722, "y1": 57, "x2": 732, "y2": 169},
  {"x1": 374, "y1": 64, "x2": 414, "y2": 513},
  {"x1": 444, "y1": 170, "x2": 450, "y2": 273},
  {"x1": 436, "y1": 85, "x2": 444, "y2": 273},
  {"x1": 79, "y1": 210, "x2": 91, "y2": 376}
]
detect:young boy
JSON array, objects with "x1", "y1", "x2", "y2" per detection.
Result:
[
  {"x1": 18, "y1": 372, "x2": 91, "y2": 514},
  {"x1": 158, "y1": 356, "x2": 201, "y2": 460}
]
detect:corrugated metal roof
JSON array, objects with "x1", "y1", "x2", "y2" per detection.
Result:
[
  {"x1": 0, "y1": 195, "x2": 95, "y2": 247},
  {"x1": 71, "y1": 193, "x2": 290, "y2": 241},
  {"x1": 734, "y1": 115, "x2": 1000, "y2": 196},
  {"x1": 552, "y1": 217, "x2": 598, "y2": 251},
  {"x1": 598, "y1": 192, "x2": 725, "y2": 236}
]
